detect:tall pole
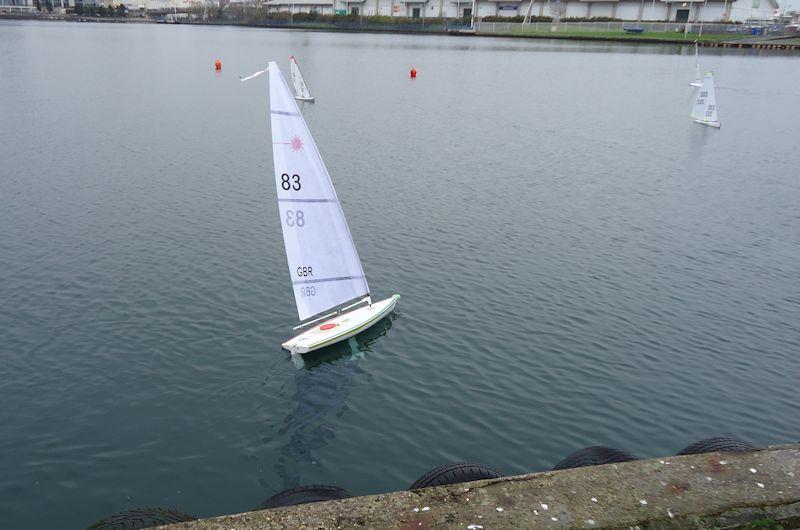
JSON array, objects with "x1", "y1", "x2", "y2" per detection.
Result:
[
  {"x1": 470, "y1": 0, "x2": 475, "y2": 28},
  {"x1": 524, "y1": 0, "x2": 534, "y2": 23}
]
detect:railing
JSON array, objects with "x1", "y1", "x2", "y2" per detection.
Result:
[
  {"x1": 186, "y1": 17, "x2": 449, "y2": 32},
  {"x1": 259, "y1": 18, "x2": 447, "y2": 31},
  {"x1": 474, "y1": 21, "x2": 792, "y2": 36}
]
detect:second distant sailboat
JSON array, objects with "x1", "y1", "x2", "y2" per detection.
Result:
[
  {"x1": 691, "y1": 72, "x2": 721, "y2": 128},
  {"x1": 290, "y1": 56, "x2": 315, "y2": 102}
]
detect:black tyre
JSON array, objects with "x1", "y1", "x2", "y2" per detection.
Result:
[
  {"x1": 256, "y1": 484, "x2": 352, "y2": 510},
  {"x1": 408, "y1": 462, "x2": 504, "y2": 490},
  {"x1": 677, "y1": 437, "x2": 757, "y2": 456},
  {"x1": 552, "y1": 446, "x2": 639, "y2": 470},
  {"x1": 86, "y1": 508, "x2": 195, "y2": 530}
]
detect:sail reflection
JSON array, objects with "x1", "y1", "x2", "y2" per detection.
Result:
[{"x1": 271, "y1": 316, "x2": 395, "y2": 490}]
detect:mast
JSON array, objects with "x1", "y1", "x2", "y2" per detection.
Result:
[{"x1": 695, "y1": 42, "x2": 700, "y2": 81}]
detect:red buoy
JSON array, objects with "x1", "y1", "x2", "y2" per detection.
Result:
[
  {"x1": 410, "y1": 67, "x2": 417, "y2": 78},
  {"x1": 214, "y1": 59, "x2": 222, "y2": 71}
]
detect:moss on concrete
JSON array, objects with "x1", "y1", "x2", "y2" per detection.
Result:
[{"x1": 161, "y1": 444, "x2": 800, "y2": 529}]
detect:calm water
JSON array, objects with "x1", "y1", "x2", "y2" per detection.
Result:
[{"x1": 1, "y1": 20, "x2": 799, "y2": 528}]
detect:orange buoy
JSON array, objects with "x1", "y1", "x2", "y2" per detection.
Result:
[
  {"x1": 214, "y1": 59, "x2": 222, "y2": 71},
  {"x1": 410, "y1": 67, "x2": 417, "y2": 78}
]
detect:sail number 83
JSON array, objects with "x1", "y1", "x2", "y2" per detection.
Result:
[
  {"x1": 285, "y1": 210, "x2": 305, "y2": 227},
  {"x1": 281, "y1": 173, "x2": 301, "y2": 191}
]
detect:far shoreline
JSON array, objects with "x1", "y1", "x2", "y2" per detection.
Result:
[{"x1": 2, "y1": 12, "x2": 798, "y2": 51}]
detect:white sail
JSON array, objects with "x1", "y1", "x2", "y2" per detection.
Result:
[
  {"x1": 691, "y1": 72, "x2": 720, "y2": 128},
  {"x1": 694, "y1": 43, "x2": 701, "y2": 82},
  {"x1": 268, "y1": 62, "x2": 369, "y2": 322},
  {"x1": 689, "y1": 43, "x2": 702, "y2": 86},
  {"x1": 289, "y1": 56, "x2": 312, "y2": 100}
]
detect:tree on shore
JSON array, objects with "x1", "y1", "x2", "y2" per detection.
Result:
[{"x1": 117, "y1": 3, "x2": 126, "y2": 16}]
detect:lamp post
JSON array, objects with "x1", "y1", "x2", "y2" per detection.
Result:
[{"x1": 470, "y1": 0, "x2": 475, "y2": 28}]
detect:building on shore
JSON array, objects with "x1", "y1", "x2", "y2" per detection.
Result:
[
  {"x1": 69, "y1": 0, "x2": 202, "y2": 8},
  {"x1": 261, "y1": 0, "x2": 779, "y2": 22},
  {"x1": 0, "y1": 0, "x2": 35, "y2": 11}
]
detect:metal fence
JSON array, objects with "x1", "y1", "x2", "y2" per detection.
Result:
[
  {"x1": 475, "y1": 21, "x2": 791, "y2": 36},
  {"x1": 187, "y1": 17, "x2": 448, "y2": 32}
]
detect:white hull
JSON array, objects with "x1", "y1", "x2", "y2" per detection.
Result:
[
  {"x1": 294, "y1": 96, "x2": 315, "y2": 102},
  {"x1": 282, "y1": 295, "x2": 399, "y2": 354},
  {"x1": 693, "y1": 118, "x2": 721, "y2": 128}
]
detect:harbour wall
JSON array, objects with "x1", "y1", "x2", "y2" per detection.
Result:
[
  {"x1": 161, "y1": 444, "x2": 800, "y2": 529},
  {"x1": 3, "y1": 14, "x2": 799, "y2": 50}
]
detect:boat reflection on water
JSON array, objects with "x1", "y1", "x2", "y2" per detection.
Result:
[
  {"x1": 289, "y1": 315, "x2": 395, "y2": 370},
  {"x1": 269, "y1": 315, "x2": 396, "y2": 492}
]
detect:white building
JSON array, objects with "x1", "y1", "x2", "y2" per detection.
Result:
[
  {"x1": 262, "y1": 0, "x2": 779, "y2": 22},
  {"x1": 0, "y1": 0, "x2": 35, "y2": 11}
]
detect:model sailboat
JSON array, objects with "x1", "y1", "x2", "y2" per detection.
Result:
[
  {"x1": 689, "y1": 42, "x2": 702, "y2": 87},
  {"x1": 691, "y1": 72, "x2": 721, "y2": 128},
  {"x1": 254, "y1": 61, "x2": 399, "y2": 354},
  {"x1": 289, "y1": 56, "x2": 314, "y2": 102}
]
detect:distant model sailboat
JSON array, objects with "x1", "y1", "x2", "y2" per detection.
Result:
[
  {"x1": 289, "y1": 56, "x2": 315, "y2": 102},
  {"x1": 691, "y1": 72, "x2": 721, "y2": 128},
  {"x1": 250, "y1": 61, "x2": 399, "y2": 354},
  {"x1": 689, "y1": 42, "x2": 702, "y2": 87}
]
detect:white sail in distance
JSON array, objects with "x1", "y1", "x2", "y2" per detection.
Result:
[
  {"x1": 689, "y1": 43, "x2": 702, "y2": 87},
  {"x1": 289, "y1": 56, "x2": 313, "y2": 100},
  {"x1": 691, "y1": 72, "x2": 720, "y2": 128},
  {"x1": 268, "y1": 62, "x2": 369, "y2": 322}
]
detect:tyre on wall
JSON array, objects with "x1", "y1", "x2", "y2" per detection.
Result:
[
  {"x1": 255, "y1": 484, "x2": 352, "y2": 510},
  {"x1": 551, "y1": 446, "x2": 639, "y2": 470},
  {"x1": 676, "y1": 437, "x2": 758, "y2": 456},
  {"x1": 408, "y1": 462, "x2": 504, "y2": 490},
  {"x1": 86, "y1": 508, "x2": 196, "y2": 529}
]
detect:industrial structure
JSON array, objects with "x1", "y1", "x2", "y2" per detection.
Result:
[
  {"x1": 0, "y1": 0, "x2": 782, "y2": 22},
  {"x1": 261, "y1": 0, "x2": 780, "y2": 22}
]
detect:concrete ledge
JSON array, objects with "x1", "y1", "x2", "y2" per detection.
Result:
[{"x1": 163, "y1": 444, "x2": 800, "y2": 529}]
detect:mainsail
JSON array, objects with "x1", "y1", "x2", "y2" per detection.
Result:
[
  {"x1": 691, "y1": 72, "x2": 720, "y2": 128},
  {"x1": 268, "y1": 62, "x2": 369, "y2": 322},
  {"x1": 289, "y1": 56, "x2": 312, "y2": 100}
]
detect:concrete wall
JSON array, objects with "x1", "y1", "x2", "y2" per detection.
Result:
[{"x1": 162, "y1": 444, "x2": 800, "y2": 530}]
